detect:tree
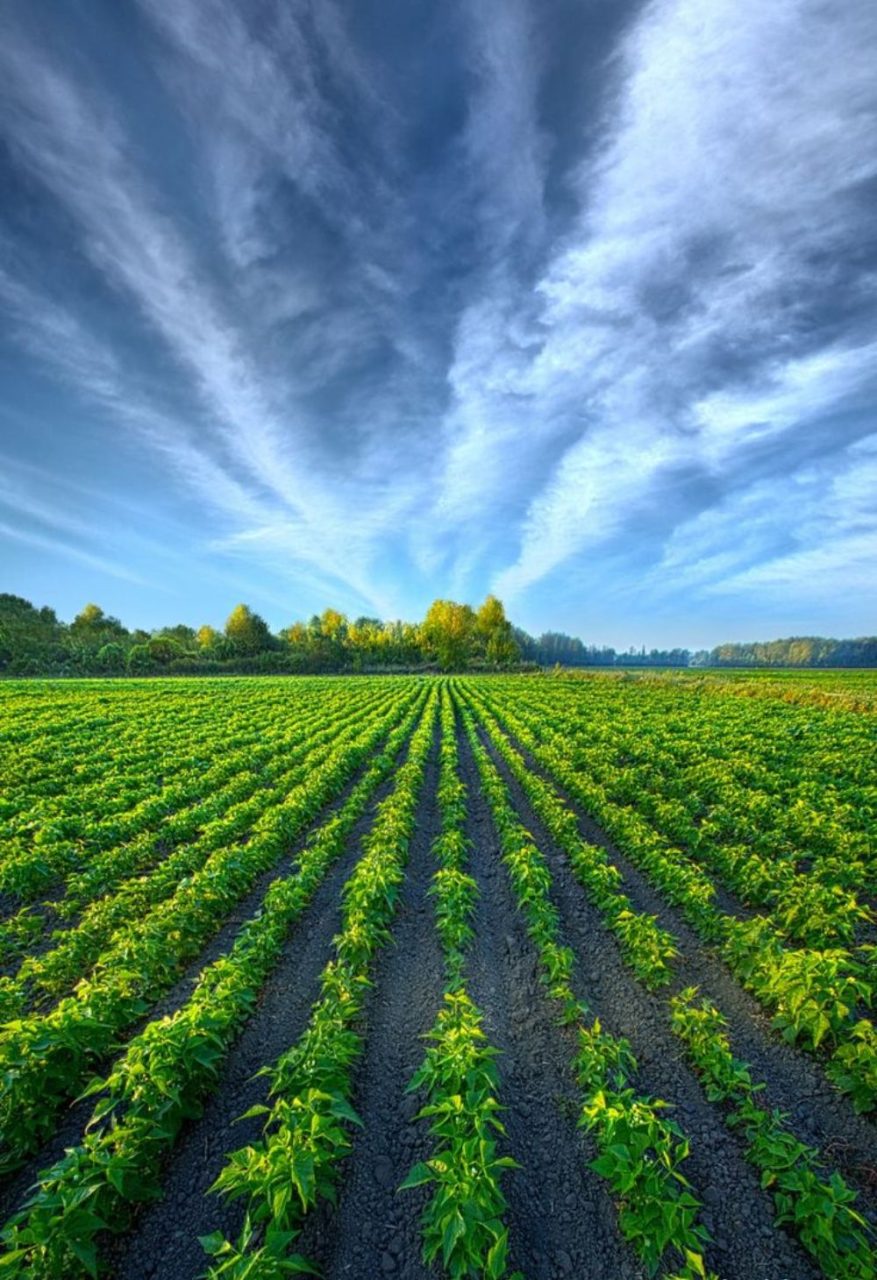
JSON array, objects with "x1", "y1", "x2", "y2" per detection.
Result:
[
  {"x1": 96, "y1": 642, "x2": 126, "y2": 672},
  {"x1": 155, "y1": 624, "x2": 196, "y2": 648},
  {"x1": 475, "y1": 595, "x2": 519, "y2": 666},
  {"x1": 0, "y1": 595, "x2": 65, "y2": 672},
  {"x1": 320, "y1": 608, "x2": 348, "y2": 641},
  {"x1": 126, "y1": 643, "x2": 154, "y2": 674},
  {"x1": 196, "y1": 625, "x2": 221, "y2": 650},
  {"x1": 422, "y1": 599, "x2": 476, "y2": 670},
  {"x1": 70, "y1": 603, "x2": 126, "y2": 638},
  {"x1": 147, "y1": 636, "x2": 184, "y2": 665},
  {"x1": 224, "y1": 603, "x2": 272, "y2": 655}
]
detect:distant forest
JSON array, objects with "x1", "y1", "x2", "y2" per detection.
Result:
[{"x1": 1, "y1": 592, "x2": 875, "y2": 675}]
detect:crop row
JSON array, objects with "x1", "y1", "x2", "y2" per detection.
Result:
[
  {"x1": 468, "y1": 682, "x2": 877, "y2": 1114},
  {"x1": 0, "y1": 683, "x2": 398, "y2": 1021},
  {"x1": 459, "y1": 684, "x2": 875, "y2": 1275},
  {"x1": 1, "y1": 685, "x2": 280, "y2": 828},
  {"x1": 401, "y1": 685, "x2": 518, "y2": 1279},
  {"x1": 0, "y1": 688, "x2": 430, "y2": 1278},
  {"x1": 0, "y1": 685, "x2": 418, "y2": 1172},
  {"x1": 460, "y1": 686, "x2": 678, "y2": 991},
  {"x1": 200, "y1": 687, "x2": 439, "y2": 1277},
  {"x1": 495, "y1": 680, "x2": 874, "y2": 944},
  {"x1": 672, "y1": 990, "x2": 874, "y2": 1279},
  {"x1": 0, "y1": 683, "x2": 392, "y2": 905},
  {"x1": 458, "y1": 696, "x2": 715, "y2": 1280}
]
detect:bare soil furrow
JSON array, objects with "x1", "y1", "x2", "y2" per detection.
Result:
[
  {"x1": 0, "y1": 743, "x2": 403, "y2": 1229},
  {"x1": 474, "y1": 721, "x2": 822, "y2": 1280},
  {"x1": 308, "y1": 726, "x2": 445, "y2": 1280},
  {"x1": 103, "y1": 769, "x2": 401, "y2": 1280},
  {"x1": 487, "y1": 715, "x2": 877, "y2": 1208},
  {"x1": 458, "y1": 722, "x2": 638, "y2": 1280}
]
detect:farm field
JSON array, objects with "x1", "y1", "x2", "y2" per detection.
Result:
[{"x1": 0, "y1": 673, "x2": 874, "y2": 1280}]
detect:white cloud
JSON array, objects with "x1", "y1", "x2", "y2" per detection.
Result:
[
  {"x1": 444, "y1": 0, "x2": 877, "y2": 600},
  {"x1": 1, "y1": 0, "x2": 874, "y2": 631},
  {"x1": 0, "y1": 22, "x2": 400, "y2": 612},
  {"x1": 651, "y1": 434, "x2": 877, "y2": 605}
]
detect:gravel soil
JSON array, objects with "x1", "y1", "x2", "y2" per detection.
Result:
[
  {"x1": 484, "y1": 712, "x2": 877, "y2": 1212},
  {"x1": 473, "y1": 719, "x2": 822, "y2": 1280}
]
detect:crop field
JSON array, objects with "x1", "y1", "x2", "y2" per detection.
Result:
[{"x1": 0, "y1": 673, "x2": 874, "y2": 1280}]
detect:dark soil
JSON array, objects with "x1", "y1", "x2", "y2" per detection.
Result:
[
  {"x1": 472, "y1": 718, "x2": 823, "y2": 1280},
  {"x1": 457, "y1": 722, "x2": 640, "y2": 1280},
  {"x1": 484, "y1": 712, "x2": 877, "y2": 1213},
  {"x1": 0, "y1": 734, "x2": 405, "y2": 1228},
  {"x1": 103, "y1": 757, "x2": 407, "y2": 1280},
  {"x1": 304, "y1": 722, "x2": 445, "y2": 1280},
  {"x1": 3, "y1": 690, "x2": 873, "y2": 1280}
]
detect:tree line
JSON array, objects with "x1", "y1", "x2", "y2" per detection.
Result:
[
  {"x1": 1, "y1": 593, "x2": 874, "y2": 675},
  {"x1": 0, "y1": 594, "x2": 522, "y2": 676},
  {"x1": 707, "y1": 636, "x2": 877, "y2": 668}
]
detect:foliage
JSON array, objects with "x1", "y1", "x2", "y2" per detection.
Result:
[{"x1": 671, "y1": 989, "x2": 875, "y2": 1278}]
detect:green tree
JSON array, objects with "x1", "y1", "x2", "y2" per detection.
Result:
[
  {"x1": 96, "y1": 642, "x2": 126, "y2": 672},
  {"x1": 147, "y1": 636, "x2": 184, "y2": 665},
  {"x1": 423, "y1": 599, "x2": 476, "y2": 670},
  {"x1": 70, "y1": 603, "x2": 126, "y2": 638},
  {"x1": 155, "y1": 624, "x2": 196, "y2": 648},
  {"x1": 475, "y1": 595, "x2": 519, "y2": 666},
  {"x1": 224, "y1": 603, "x2": 272, "y2": 655},
  {"x1": 126, "y1": 643, "x2": 154, "y2": 674},
  {"x1": 0, "y1": 595, "x2": 65, "y2": 672},
  {"x1": 196, "y1": 624, "x2": 221, "y2": 650}
]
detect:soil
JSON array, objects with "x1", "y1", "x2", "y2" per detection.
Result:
[
  {"x1": 303, "y1": 721, "x2": 445, "y2": 1279},
  {"x1": 471, "y1": 718, "x2": 822, "y2": 1280},
  {"x1": 0, "y1": 731, "x2": 407, "y2": 1228},
  {"x1": 457, "y1": 722, "x2": 640, "y2": 1280},
  {"x1": 2, "y1": 693, "x2": 873, "y2": 1280},
  {"x1": 478, "y1": 714, "x2": 877, "y2": 1216},
  {"x1": 104, "y1": 751, "x2": 409, "y2": 1280}
]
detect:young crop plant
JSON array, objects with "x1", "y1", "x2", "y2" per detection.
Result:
[
  {"x1": 464, "y1": 687, "x2": 678, "y2": 991},
  {"x1": 473, "y1": 683, "x2": 877, "y2": 1112},
  {"x1": 0, "y1": 694, "x2": 428, "y2": 1280},
  {"x1": 401, "y1": 991, "x2": 521, "y2": 1280},
  {"x1": 401, "y1": 686, "x2": 520, "y2": 1279},
  {"x1": 0, "y1": 689, "x2": 419, "y2": 1174},
  {"x1": 199, "y1": 691, "x2": 439, "y2": 1279},
  {"x1": 457, "y1": 696, "x2": 716, "y2": 1280},
  {"x1": 0, "y1": 693, "x2": 382, "y2": 1022},
  {"x1": 671, "y1": 989, "x2": 876, "y2": 1280}
]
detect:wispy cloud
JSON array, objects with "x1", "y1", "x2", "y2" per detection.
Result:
[
  {"x1": 449, "y1": 0, "x2": 877, "y2": 601},
  {"x1": 651, "y1": 433, "x2": 877, "y2": 606},
  {"x1": 0, "y1": 520, "x2": 151, "y2": 587},
  {"x1": 0, "y1": 15, "x2": 403, "y2": 611},
  {"x1": 0, "y1": 0, "x2": 874, "y2": 640}
]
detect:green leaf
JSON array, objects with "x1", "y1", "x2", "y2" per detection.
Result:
[
  {"x1": 199, "y1": 1232, "x2": 229, "y2": 1257},
  {"x1": 238, "y1": 1104, "x2": 271, "y2": 1121},
  {"x1": 398, "y1": 1162, "x2": 434, "y2": 1191}
]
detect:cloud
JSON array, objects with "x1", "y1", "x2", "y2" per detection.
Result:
[
  {"x1": 451, "y1": 0, "x2": 877, "y2": 598},
  {"x1": 0, "y1": 520, "x2": 151, "y2": 586},
  {"x1": 652, "y1": 433, "x2": 877, "y2": 604},
  {"x1": 421, "y1": 0, "x2": 553, "y2": 581},
  {"x1": 0, "y1": 17, "x2": 403, "y2": 611},
  {"x1": 0, "y1": 0, "x2": 874, "y2": 638}
]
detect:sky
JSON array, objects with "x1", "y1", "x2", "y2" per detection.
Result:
[{"x1": 0, "y1": 0, "x2": 875, "y2": 650}]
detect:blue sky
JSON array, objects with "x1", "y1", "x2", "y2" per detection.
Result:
[{"x1": 1, "y1": 0, "x2": 875, "y2": 649}]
